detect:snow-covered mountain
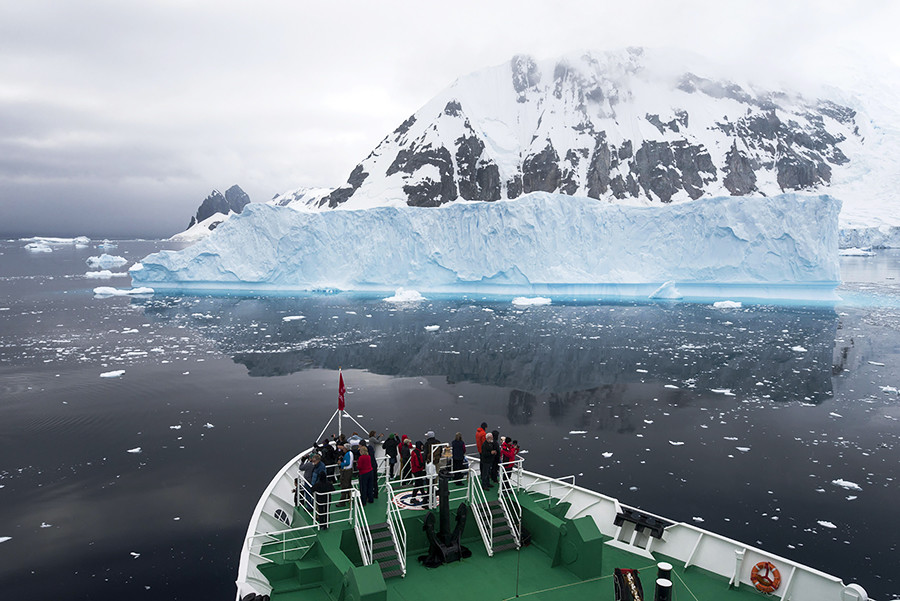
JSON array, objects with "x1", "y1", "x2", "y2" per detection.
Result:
[
  {"x1": 273, "y1": 48, "x2": 899, "y2": 236},
  {"x1": 172, "y1": 185, "x2": 251, "y2": 242}
]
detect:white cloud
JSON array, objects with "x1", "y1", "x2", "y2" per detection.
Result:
[{"x1": 0, "y1": 0, "x2": 898, "y2": 237}]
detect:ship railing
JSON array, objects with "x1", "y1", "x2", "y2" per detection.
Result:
[
  {"x1": 384, "y1": 482, "x2": 408, "y2": 577},
  {"x1": 519, "y1": 471, "x2": 577, "y2": 507},
  {"x1": 311, "y1": 487, "x2": 353, "y2": 529},
  {"x1": 350, "y1": 489, "x2": 373, "y2": 566},
  {"x1": 497, "y1": 463, "x2": 522, "y2": 547},
  {"x1": 246, "y1": 523, "x2": 320, "y2": 564},
  {"x1": 467, "y1": 467, "x2": 494, "y2": 556}
]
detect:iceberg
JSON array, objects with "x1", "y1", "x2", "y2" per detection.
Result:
[{"x1": 132, "y1": 192, "x2": 841, "y2": 302}]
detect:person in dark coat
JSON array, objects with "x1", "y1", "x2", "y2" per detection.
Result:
[
  {"x1": 383, "y1": 433, "x2": 399, "y2": 479},
  {"x1": 298, "y1": 454, "x2": 320, "y2": 509},
  {"x1": 480, "y1": 433, "x2": 498, "y2": 489},
  {"x1": 490, "y1": 430, "x2": 502, "y2": 483},
  {"x1": 312, "y1": 473, "x2": 334, "y2": 528},
  {"x1": 451, "y1": 432, "x2": 466, "y2": 482},
  {"x1": 365, "y1": 439, "x2": 379, "y2": 499},
  {"x1": 424, "y1": 430, "x2": 440, "y2": 466}
]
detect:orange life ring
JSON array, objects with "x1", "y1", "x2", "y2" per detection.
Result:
[{"x1": 751, "y1": 561, "x2": 781, "y2": 594}]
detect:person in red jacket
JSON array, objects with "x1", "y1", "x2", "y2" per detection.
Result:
[
  {"x1": 357, "y1": 445, "x2": 375, "y2": 505},
  {"x1": 475, "y1": 422, "x2": 488, "y2": 453},
  {"x1": 409, "y1": 441, "x2": 427, "y2": 504},
  {"x1": 501, "y1": 437, "x2": 517, "y2": 472}
]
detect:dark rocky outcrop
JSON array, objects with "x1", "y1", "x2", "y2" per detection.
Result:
[
  {"x1": 319, "y1": 164, "x2": 369, "y2": 208},
  {"x1": 723, "y1": 141, "x2": 757, "y2": 196},
  {"x1": 387, "y1": 145, "x2": 458, "y2": 207},
  {"x1": 522, "y1": 143, "x2": 562, "y2": 193},
  {"x1": 188, "y1": 185, "x2": 250, "y2": 228}
]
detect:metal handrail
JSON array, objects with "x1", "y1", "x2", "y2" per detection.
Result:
[
  {"x1": 384, "y1": 482, "x2": 408, "y2": 576},
  {"x1": 351, "y1": 490, "x2": 373, "y2": 566},
  {"x1": 497, "y1": 465, "x2": 522, "y2": 548},
  {"x1": 246, "y1": 523, "x2": 320, "y2": 563},
  {"x1": 521, "y1": 472, "x2": 577, "y2": 507},
  {"x1": 312, "y1": 487, "x2": 353, "y2": 528},
  {"x1": 467, "y1": 467, "x2": 493, "y2": 556}
]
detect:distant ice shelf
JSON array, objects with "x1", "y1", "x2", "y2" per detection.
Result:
[{"x1": 132, "y1": 192, "x2": 841, "y2": 302}]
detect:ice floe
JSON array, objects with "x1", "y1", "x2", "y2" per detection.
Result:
[
  {"x1": 832, "y1": 479, "x2": 862, "y2": 491},
  {"x1": 127, "y1": 447, "x2": 142, "y2": 454},
  {"x1": 93, "y1": 286, "x2": 154, "y2": 297},
  {"x1": 282, "y1": 315, "x2": 305, "y2": 321},
  {"x1": 85, "y1": 270, "x2": 128, "y2": 279},
  {"x1": 512, "y1": 296, "x2": 551, "y2": 306},
  {"x1": 669, "y1": 441, "x2": 685, "y2": 446},
  {"x1": 817, "y1": 520, "x2": 837, "y2": 529},
  {"x1": 384, "y1": 288, "x2": 425, "y2": 303},
  {"x1": 713, "y1": 300, "x2": 742, "y2": 309},
  {"x1": 424, "y1": 325, "x2": 440, "y2": 331},
  {"x1": 100, "y1": 370, "x2": 125, "y2": 378},
  {"x1": 0, "y1": 537, "x2": 11, "y2": 544},
  {"x1": 710, "y1": 388, "x2": 735, "y2": 396},
  {"x1": 86, "y1": 254, "x2": 128, "y2": 269},
  {"x1": 839, "y1": 247, "x2": 875, "y2": 256}
]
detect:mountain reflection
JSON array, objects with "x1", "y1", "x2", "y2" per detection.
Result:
[{"x1": 139, "y1": 294, "x2": 838, "y2": 403}]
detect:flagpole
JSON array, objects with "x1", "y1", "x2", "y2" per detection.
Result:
[{"x1": 338, "y1": 368, "x2": 344, "y2": 437}]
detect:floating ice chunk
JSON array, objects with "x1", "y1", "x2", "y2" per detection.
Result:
[
  {"x1": 736, "y1": 447, "x2": 751, "y2": 452},
  {"x1": 512, "y1": 296, "x2": 551, "y2": 306},
  {"x1": 25, "y1": 242, "x2": 53, "y2": 252},
  {"x1": 384, "y1": 288, "x2": 425, "y2": 303},
  {"x1": 713, "y1": 300, "x2": 742, "y2": 309},
  {"x1": 100, "y1": 370, "x2": 125, "y2": 378},
  {"x1": 601, "y1": 452, "x2": 613, "y2": 458},
  {"x1": 169, "y1": 425, "x2": 182, "y2": 430},
  {"x1": 711, "y1": 388, "x2": 735, "y2": 396},
  {"x1": 449, "y1": 417, "x2": 459, "y2": 421},
  {"x1": 98, "y1": 239, "x2": 117, "y2": 249},
  {"x1": 93, "y1": 286, "x2": 154, "y2": 297},
  {"x1": 829, "y1": 412, "x2": 843, "y2": 418},
  {"x1": 868, "y1": 361, "x2": 885, "y2": 366},
  {"x1": 649, "y1": 280, "x2": 682, "y2": 300},
  {"x1": 40, "y1": 522, "x2": 52, "y2": 528},
  {"x1": 424, "y1": 325, "x2": 440, "y2": 331},
  {"x1": 643, "y1": 419, "x2": 654, "y2": 424},
  {"x1": 85, "y1": 270, "x2": 128, "y2": 279},
  {"x1": 127, "y1": 447, "x2": 142, "y2": 454},
  {"x1": 568, "y1": 430, "x2": 587, "y2": 435},
  {"x1": 0, "y1": 536, "x2": 11, "y2": 543},
  {"x1": 203, "y1": 423, "x2": 214, "y2": 429},
  {"x1": 86, "y1": 254, "x2": 127, "y2": 269},
  {"x1": 817, "y1": 520, "x2": 837, "y2": 529},
  {"x1": 664, "y1": 384, "x2": 679, "y2": 389},
  {"x1": 130, "y1": 552, "x2": 140, "y2": 558},
  {"x1": 792, "y1": 345, "x2": 808, "y2": 352},
  {"x1": 880, "y1": 386, "x2": 898, "y2": 394},
  {"x1": 692, "y1": 516, "x2": 705, "y2": 523},
  {"x1": 846, "y1": 496, "x2": 857, "y2": 501},
  {"x1": 669, "y1": 441, "x2": 685, "y2": 446},
  {"x1": 839, "y1": 247, "x2": 875, "y2": 256},
  {"x1": 724, "y1": 436, "x2": 739, "y2": 441},
  {"x1": 282, "y1": 315, "x2": 305, "y2": 321},
  {"x1": 832, "y1": 479, "x2": 862, "y2": 491}
]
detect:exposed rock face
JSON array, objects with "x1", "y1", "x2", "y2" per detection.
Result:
[
  {"x1": 284, "y1": 48, "x2": 862, "y2": 211},
  {"x1": 188, "y1": 185, "x2": 251, "y2": 228}
]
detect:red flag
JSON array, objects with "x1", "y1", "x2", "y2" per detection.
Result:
[{"x1": 338, "y1": 370, "x2": 345, "y2": 411}]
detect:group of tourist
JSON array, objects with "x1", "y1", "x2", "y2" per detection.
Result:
[{"x1": 296, "y1": 422, "x2": 521, "y2": 518}]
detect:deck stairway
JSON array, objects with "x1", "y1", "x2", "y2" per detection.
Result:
[
  {"x1": 487, "y1": 500, "x2": 518, "y2": 554},
  {"x1": 369, "y1": 521, "x2": 404, "y2": 580}
]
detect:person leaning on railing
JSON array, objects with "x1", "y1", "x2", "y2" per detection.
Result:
[
  {"x1": 337, "y1": 443, "x2": 353, "y2": 507},
  {"x1": 451, "y1": 432, "x2": 466, "y2": 483}
]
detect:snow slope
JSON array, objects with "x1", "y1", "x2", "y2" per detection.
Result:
[
  {"x1": 133, "y1": 192, "x2": 840, "y2": 301},
  {"x1": 273, "y1": 47, "x2": 899, "y2": 239}
]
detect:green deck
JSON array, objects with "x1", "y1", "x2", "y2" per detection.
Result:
[{"x1": 257, "y1": 476, "x2": 767, "y2": 601}]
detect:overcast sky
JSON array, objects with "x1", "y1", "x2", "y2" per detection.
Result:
[{"x1": 1, "y1": 0, "x2": 898, "y2": 238}]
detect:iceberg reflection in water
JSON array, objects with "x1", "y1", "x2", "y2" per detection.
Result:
[{"x1": 139, "y1": 294, "x2": 838, "y2": 405}]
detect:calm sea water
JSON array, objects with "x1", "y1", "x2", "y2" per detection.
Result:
[{"x1": 1, "y1": 239, "x2": 899, "y2": 600}]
